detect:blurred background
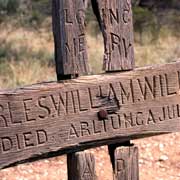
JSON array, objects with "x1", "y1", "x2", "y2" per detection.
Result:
[
  {"x1": 0, "y1": 0, "x2": 180, "y2": 180},
  {"x1": 0, "y1": 0, "x2": 180, "y2": 88}
]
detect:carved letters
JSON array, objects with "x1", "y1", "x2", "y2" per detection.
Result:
[
  {"x1": 0, "y1": 71, "x2": 178, "y2": 129},
  {"x1": 68, "y1": 104, "x2": 180, "y2": 140},
  {"x1": 52, "y1": 0, "x2": 89, "y2": 78},
  {"x1": 53, "y1": 0, "x2": 134, "y2": 76},
  {"x1": 114, "y1": 146, "x2": 139, "y2": 179},
  {"x1": 92, "y1": 0, "x2": 134, "y2": 71},
  {"x1": 67, "y1": 152, "x2": 96, "y2": 180},
  {"x1": 0, "y1": 62, "x2": 180, "y2": 168},
  {"x1": 0, "y1": 130, "x2": 48, "y2": 154}
]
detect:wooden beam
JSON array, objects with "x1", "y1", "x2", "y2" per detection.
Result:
[
  {"x1": 92, "y1": 0, "x2": 135, "y2": 71},
  {"x1": 112, "y1": 145, "x2": 139, "y2": 180},
  {"x1": 67, "y1": 151, "x2": 97, "y2": 180},
  {"x1": 0, "y1": 61, "x2": 180, "y2": 169},
  {"x1": 52, "y1": 0, "x2": 89, "y2": 79}
]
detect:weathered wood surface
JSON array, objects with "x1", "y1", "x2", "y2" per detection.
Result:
[
  {"x1": 52, "y1": 0, "x2": 89, "y2": 79},
  {"x1": 0, "y1": 61, "x2": 180, "y2": 168},
  {"x1": 67, "y1": 151, "x2": 96, "y2": 180},
  {"x1": 92, "y1": 0, "x2": 134, "y2": 71},
  {"x1": 113, "y1": 145, "x2": 139, "y2": 180}
]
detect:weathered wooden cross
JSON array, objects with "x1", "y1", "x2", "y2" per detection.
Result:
[{"x1": 0, "y1": 0, "x2": 179, "y2": 179}]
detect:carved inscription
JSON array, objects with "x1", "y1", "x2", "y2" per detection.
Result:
[
  {"x1": 0, "y1": 71, "x2": 179, "y2": 128},
  {"x1": 67, "y1": 152, "x2": 96, "y2": 180},
  {"x1": 114, "y1": 146, "x2": 139, "y2": 180},
  {"x1": 116, "y1": 159, "x2": 126, "y2": 179},
  {"x1": 0, "y1": 62, "x2": 180, "y2": 168},
  {"x1": 52, "y1": 0, "x2": 89, "y2": 77},
  {"x1": 93, "y1": 0, "x2": 134, "y2": 71},
  {"x1": 82, "y1": 162, "x2": 93, "y2": 179},
  {"x1": 0, "y1": 129, "x2": 48, "y2": 154},
  {"x1": 67, "y1": 103, "x2": 180, "y2": 140}
]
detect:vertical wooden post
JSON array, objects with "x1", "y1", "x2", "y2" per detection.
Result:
[
  {"x1": 52, "y1": 1, "x2": 95, "y2": 180},
  {"x1": 92, "y1": 1, "x2": 138, "y2": 179},
  {"x1": 67, "y1": 151, "x2": 97, "y2": 180},
  {"x1": 92, "y1": 0, "x2": 135, "y2": 71},
  {"x1": 109, "y1": 144, "x2": 139, "y2": 180},
  {"x1": 52, "y1": 0, "x2": 89, "y2": 80}
]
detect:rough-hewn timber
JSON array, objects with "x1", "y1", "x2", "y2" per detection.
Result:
[
  {"x1": 0, "y1": 61, "x2": 180, "y2": 169},
  {"x1": 92, "y1": 0, "x2": 134, "y2": 71},
  {"x1": 67, "y1": 151, "x2": 97, "y2": 180},
  {"x1": 113, "y1": 145, "x2": 139, "y2": 180},
  {"x1": 52, "y1": 0, "x2": 89, "y2": 79}
]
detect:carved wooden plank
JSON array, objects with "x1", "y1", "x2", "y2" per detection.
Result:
[
  {"x1": 0, "y1": 61, "x2": 180, "y2": 169},
  {"x1": 92, "y1": 0, "x2": 134, "y2": 71},
  {"x1": 52, "y1": 0, "x2": 89, "y2": 79},
  {"x1": 67, "y1": 151, "x2": 96, "y2": 180},
  {"x1": 113, "y1": 145, "x2": 139, "y2": 180}
]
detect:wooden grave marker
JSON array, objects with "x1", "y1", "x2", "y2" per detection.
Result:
[
  {"x1": 0, "y1": 0, "x2": 179, "y2": 179},
  {"x1": 0, "y1": 61, "x2": 180, "y2": 169}
]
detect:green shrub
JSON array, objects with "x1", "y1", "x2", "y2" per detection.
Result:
[
  {"x1": 0, "y1": 0, "x2": 20, "y2": 15},
  {"x1": 31, "y1": 0, "x2": 51, "y2": 15},
  {"x1": 133, "y1": 7, "x2": 160, "y2": 43}
]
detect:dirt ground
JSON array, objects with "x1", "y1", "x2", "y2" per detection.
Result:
[{"x1": 0, "y1": 133, "x2": 179, "y2": 180}]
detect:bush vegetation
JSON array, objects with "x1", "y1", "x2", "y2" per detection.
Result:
[
  {"x1": 0, "y1": 0, "x2": 179, "y2": 88},
  {"x1": 0, "y1": 0, "x2": 20, "y2": 15}
]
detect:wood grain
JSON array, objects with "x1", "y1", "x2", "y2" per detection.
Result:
[
  {"x1": 92, "y1": 0, "x2": 134, "y2": 71},
  {"x1": 0, "y1": 61, "x2": 180, "y2": 169},
  {"x1": 67, "y1": 151, "x2": 97, "y2": 180},
  {"x1": 52, "y1": 0, "x2": 89, "y2": 79},
  {"x1": 113, "y1": 145, "x2": 139, "y2": 180}
]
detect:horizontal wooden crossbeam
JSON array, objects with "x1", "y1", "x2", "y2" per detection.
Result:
[{"x1": 0, "y1": 61, "x2": 180, "y2": 169}]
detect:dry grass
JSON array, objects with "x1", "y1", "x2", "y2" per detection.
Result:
[
  {"x1": 0, "y1": 61, "x2": 55, "y2": 89},
  {"x1": 135, "y1": 34, "x2": 180, "y2": 67},
  {"x1": 0, "y1": 18, "x2": 56, "y2": 89},
  {"x1": 0, "y1": 18, "x2": 180, "y2": 89}
]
